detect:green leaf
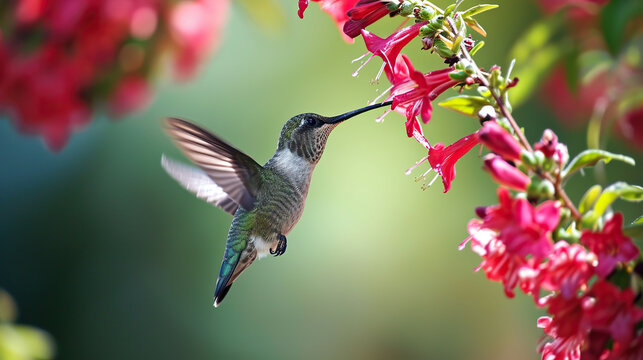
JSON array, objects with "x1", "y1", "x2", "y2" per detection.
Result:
[
  {"x1": 462, "y1": 4, "x2": 499, "y2": 18},
  {"x1": 563, "y1": 45, "x2": 580, "y2": 93},
  {"x1": 624, "y1": 222, "x2": 643, "y2": 239},
  {"x1": 444, "y1": 4, "x2": 457, "y2": 17},
  {"x1": 607, "y1": 268, "x2": 631, "y2": 290},
  {"x1": 469, "y1": 40, "x2": 485, "y2": 56},
  {"x1": 600, "y1": 0, "x2": 643, "y2": 55},
  {"x1": 593, "y1": 182, "x2": 643, "y2": 218},
  {"x1": 508, "y1": 15, "x2": 563, "y2": 107},
  {"x1": 562, "y1": 149, "x2": 635, "y2": 179},
  {"x1": 579, "y1": 185, "x2": 602, "y2": 213},
  {"x1": 464, "y1": 16, "x2": 486, "y2": 37},
  {"x1": 438, "y1": 95, "x2": 492, "y2": 117}
]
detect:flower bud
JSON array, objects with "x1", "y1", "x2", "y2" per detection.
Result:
[
  {"x1": 483, "y1": 154, "x2": 531, "y2": 191},
  {"x1": 420, "y1": 24, "x2": 435, "y2": 37},
  {"x1": 475, "y1": 206, "x2": 488, "y2": 219},
  {"x1": 520, "y1": 151, "x2": 537, "y2": 167},
  {"x1": 417, "y1": 6, "x2": 435, "y2": 20},
  {"x1": 534, "y1": 129, "x2": 557, "y2": 157},
  {"x1": 428, "y1": 15, "x2": 444, "y2": 32},
  {"x1": 448, "y1": 70, "x2": 468, "y2": 81},
  {"x1": 478, "y1": 105, "x2": 497, "y2": 123},
  {"x1": 479, "y1": 121, "x2": 523, "y2": 161},
  {"x1": 400, "y1": 1, "x2": 414, "y2": 16},
  {"x1": 433, "y1": 38, "x2": 455, "y2": 58},
  {"x1": 554, "y1": 143, "x2": 569, "y2": 166},
  {"x1": 534, "y1": 150, "x2": 545, "y2": 166},
  {"x1": 527, "y1": 178, "x2": 554, "y2": 199}
]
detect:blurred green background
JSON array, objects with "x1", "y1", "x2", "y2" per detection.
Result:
[{"x1": 1, "y1": 1, "x2": 641, "y2": 359}]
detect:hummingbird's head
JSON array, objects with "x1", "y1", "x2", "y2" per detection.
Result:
[{"x1": 276, "y1": 101, "x2": 392, "y2": 164}]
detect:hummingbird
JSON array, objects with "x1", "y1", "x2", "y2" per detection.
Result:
[{"x1": 161, "y1": 101, "x2": 392, "y2": 307}]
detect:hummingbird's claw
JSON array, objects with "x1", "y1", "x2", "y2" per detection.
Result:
[{"x1": 270, "y1": 234, "x2": 287, "y2": 256}]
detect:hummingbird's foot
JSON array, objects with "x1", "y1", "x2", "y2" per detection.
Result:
[{"x1": 270, "y1": 234, "x2": 287, "y2": 256}]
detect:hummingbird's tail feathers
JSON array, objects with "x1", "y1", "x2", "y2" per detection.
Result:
[
  {"x1": 213, "y1": 245, "x2": 257, "y2": 307},
  {"x1": 213, "y1": 284, "x2": 232, "y2": 307},
  {"x1": 161, "y1": 154, "x2": 239, "y2": 215},
  {"x1": 164, "y1": 117, "x2": 263, "y2": 211}
]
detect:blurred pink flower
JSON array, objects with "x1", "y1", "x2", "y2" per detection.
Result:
[
  {"x1": 538, "y1": 296, "x2": 586, "y2": 360},
  {"x1": 170, "y1": 0, "x2": 230, "y2": 79},
  {"x1": 537, "y1": 0, "x2": 609, "y2": 18},
  {"x1": 584, "y1": 281, "x2": 643, "y2": 344},
  {"x1": 580, "y1": 213, "x2": 639, "y2": 278},
  {"x1": 466, "y1": 218, "x2": 539, "y2": 298},
  {"x1": 539, "y1": 242, "x2": 595, "y2": 299},
  {"x1": 618, "y1": 106, "x2": 643, "y2": 149},
  {"x1": 541, "y1": 66, "x2": 609, "y2": 129},
  {"x1": 1, "y1": 0, "x2": 230, "y2": 151},
  {"x1": 108, "y1": 75, "x2": 152, "y2": 117},
  {"x1": 299, "y1": 0, "x2": 359, "y2": 42}
]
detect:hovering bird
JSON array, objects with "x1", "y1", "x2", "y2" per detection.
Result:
[{"x1": 161, "y1": 101, "x2": 392, "y2": 307}]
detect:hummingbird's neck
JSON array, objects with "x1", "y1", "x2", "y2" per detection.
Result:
[{"x1": 265, "y1": 149, "x2": 315, "y2": 190}]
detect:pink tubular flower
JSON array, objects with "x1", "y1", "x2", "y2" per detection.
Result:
[
  {"x1": 539, "y1": 242, "x2": 595, "y2": 299},
  {"x1": 497, "y1": 197, "x2": 560, "y2": 260},
  {"x1": 538, "y1": 295, "x2": 587, "y2": 360},
  {"x1": 478, "y1": 121, "x2": 523, "y2": 161},
  {"x1": 584, "y1": 280, "x2": 643, "y2": 344},
  {"x1": 343, "y1": 0, "x2": 396, "y2": 39},
  {"x1": 427, "y1": 132, "x2": 480, "y2": 192},
  {"x1": 610, "y1": 336, "x2": 643, "y2": 360},
  {"x1": 580, "y1": 213, "x2": 639, "y2": 277},
  {"x1": 299, "y1": 0, "x2": 359, "y2": 42},
  {"x1": 354, "y1": 22, "x2": 425, "y2": 78},
  {"x1": 483, "y1": 154, "x2": 531, "y2": 191},
  {"x1": 385, "y1": 55, "x2": 457, "y2": 136},
  {"x1": 473, "y1": 188, "x2": 560, "y2": 260},
  {"x1": 298, "y1": 0, "x2": 310, "y2": 18},
  {"x1": 467, "y1": 219, "x2": 534, "y2": 298}
]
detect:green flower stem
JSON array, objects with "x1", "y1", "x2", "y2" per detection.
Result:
[{"x1": 444, "y1": 15, "x2": 582, "y2": 222}]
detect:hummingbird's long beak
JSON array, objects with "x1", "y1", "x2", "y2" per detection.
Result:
[{"x1": 323, "y1": 100, "x2": 393, "y2": 124}]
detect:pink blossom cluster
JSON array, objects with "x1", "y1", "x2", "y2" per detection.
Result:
[
  {"x1": 462, "y1": 126, "x2": 642, "y2": 360},
  {"x1": 301, "y1": 0, "x2": 479, "y2": 191},
  {"x1": 0, "y1": 0, "x2": 229, "y2": 150},
  {"x1": 300, "y1": 2, "x2": 643, "y2": 359}
]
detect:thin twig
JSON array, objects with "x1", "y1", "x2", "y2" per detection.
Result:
[{"x1": 445, "y1": 15, "x2": 581, "y2": 221}]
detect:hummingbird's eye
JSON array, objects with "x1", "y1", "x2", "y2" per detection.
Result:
[{"x1": 305, "y1": 118, "x2": 316, "y2": 127}]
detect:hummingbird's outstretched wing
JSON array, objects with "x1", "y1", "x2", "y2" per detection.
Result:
[
  {"x1": 164, "y1": 118, "x2": 263, "y2": 211},
  {"x1": 161, "y1": 154, "x2": 239, "y2": 215}
]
